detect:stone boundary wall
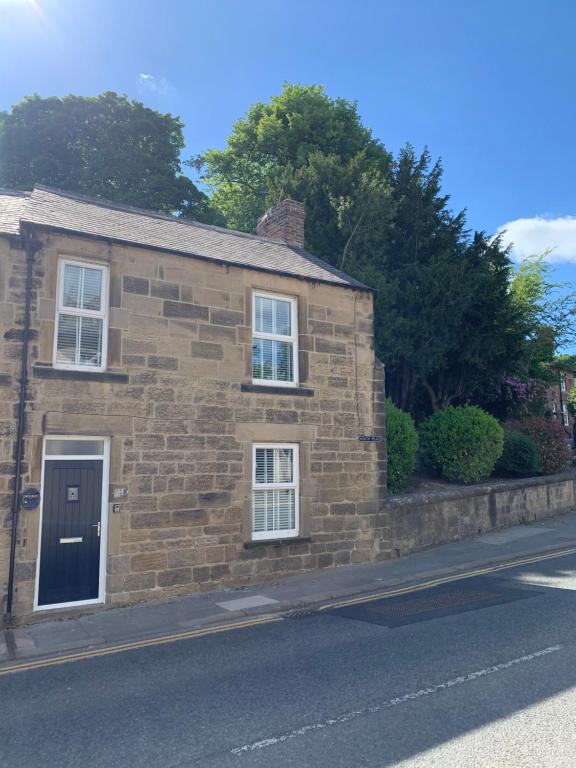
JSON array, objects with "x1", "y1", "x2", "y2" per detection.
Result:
[{"x1": 380, "y1": 472, "x2": 576, "y2": 558}]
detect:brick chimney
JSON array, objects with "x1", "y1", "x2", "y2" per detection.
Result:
[{"x1": 256, "y1": 199, "x2": 305, "y2": 248}]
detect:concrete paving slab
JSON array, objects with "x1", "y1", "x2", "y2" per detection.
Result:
[
  {"x1": 26, "y1": 620, "x2": 97, "y2": 652},
  {"x1": 216, "y1": 595, "x2": 279, "y2": 611},
  {"x1": 482, "y1": 526, "x2": 555, "y2": 545}
]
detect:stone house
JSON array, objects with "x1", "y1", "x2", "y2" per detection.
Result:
[
  {"x1": 545, "y1": 365, "x2": 574, "y2": 436},
  {"x1": 0, "y1": 186, "x2": 386, "y2": 623}
]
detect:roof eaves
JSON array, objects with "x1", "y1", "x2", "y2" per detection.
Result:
[
  {"x1": 30, "y1": 185, "x2": 372, "y2": 290},
  {"x1": 21, "y1": 219, "x2": 375, "y2": 293}
]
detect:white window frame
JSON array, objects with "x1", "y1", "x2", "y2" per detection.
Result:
[
  {"x1": 252, "y1": 291, "x2": 299, "y2": 387},
  {"x1": 251, "y1": 443, "x2": 299, "y2": 541},
  {"x1": 561, "y1": 372, "x2": 567, "y2": 392},
  {"x1": 53, "y1": 258, "x2": 109, "y2": 372},
  {"x1": 562, "y1": 402, "x2": 569, "y2": 427}
]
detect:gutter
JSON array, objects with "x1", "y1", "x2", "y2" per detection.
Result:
[
  {"x1": 19, "y1": 220, "x2": 375, "y2": 294},
  {"x1": 4, "y1": 227, "x2": 41, "y2": 622}
]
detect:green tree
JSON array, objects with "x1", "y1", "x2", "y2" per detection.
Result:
[
  {"x1": 196, "y1": 83, "x2": 391, "y2": 234},
  {"x1": 426, "y1": 231, "x2": 526, "y2": 412},
  {"x1": 568, "y1": 383, "x2": 576, "y2": 416},
  {"x1": 377, "y1": 147, "x2": 471, "y2": 411},
  {"x1": 0, "y1": 92, "x2": 221, "y2": 222},
  {"x1": 267, "y1": 149, "x2": 394, "y2": 273},
  {"x1": 199, "y1": 84, "x2": 539, "y2": 417},
  {"x1": 375, "y1": 148, "x2": 524, "y2": 414},
  {"x1": 510, "y1": 253, "x2": 576, "y2": 376}
]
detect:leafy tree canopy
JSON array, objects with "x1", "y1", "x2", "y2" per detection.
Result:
[
  {"x1": 200, "y1": 84, "x2": 532, "y2": 416},
  {"x1": 196, "y1": 83, "x2": 392, "y2": 233},
  {"x1": 0, "y1": 92, "x2": 221, "y2": 223},
  {"x1": 555, "y1": 353, "x2": 576, "y2": 372},
  {"x1": 508, "y1": 253, "x2": 576, "y2": 381}
]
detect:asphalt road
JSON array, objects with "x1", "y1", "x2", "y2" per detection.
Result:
[{"x1": 3, "y1": 553, "x2": 576, "y2": 768}]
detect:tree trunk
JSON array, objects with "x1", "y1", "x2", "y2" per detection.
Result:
[{"x1": 422, "y1": 378, "x2": 439, "y2": 412}]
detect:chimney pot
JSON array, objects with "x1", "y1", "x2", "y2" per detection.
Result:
[{"x1": 256, "y1": 199, "x2": 305, "y2": 248}]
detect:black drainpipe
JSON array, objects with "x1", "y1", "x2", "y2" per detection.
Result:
[{"x1": 4, "y1": 228, "x2": 41, "y2": 621}]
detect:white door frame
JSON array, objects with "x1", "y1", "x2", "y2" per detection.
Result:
[{"x1": 33, "y1": 435, "x2": 110, "y2": 612}]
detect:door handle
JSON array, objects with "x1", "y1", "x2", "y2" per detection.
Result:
[{"x1": 91, "y1": 521, "x2": 101, "y2": 537}]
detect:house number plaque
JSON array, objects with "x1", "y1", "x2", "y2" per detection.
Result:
[{"x1": 20, "y1": 488, "x2": 41, "y2": 509}]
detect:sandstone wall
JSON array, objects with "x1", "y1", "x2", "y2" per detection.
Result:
[
  {"x1": 0, "y1": 229, "x2": 386, "y2": 619},
  {"x1": 381, "y1": 473, "x2": 576, "y2": 557}
]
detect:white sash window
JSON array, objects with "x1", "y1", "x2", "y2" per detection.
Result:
[
  {"x1": 54, "y1": 259, "x2": 108, "y2": 371},
  {"x1": 252, "y1": 292, "x2": 298, "y2": 386},
  {"x1": 252, "y1": 444, "x2": 299, "y2": 540}
]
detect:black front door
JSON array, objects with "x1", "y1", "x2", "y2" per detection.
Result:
[{"x1": 38, "y1": 459, "x2": 103, "y2": 607}]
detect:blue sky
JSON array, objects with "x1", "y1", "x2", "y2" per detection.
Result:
[{"x1": 1, "y1": 0, "x2": 576, "y2": 290}]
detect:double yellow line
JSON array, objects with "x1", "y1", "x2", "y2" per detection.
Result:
[
  {"x1": 0, "y1": 615, "x2": 281, "y2": 677},
  {"x1": 2, "y1": 544, "x2": 576, "y2": 677},
  {"x1": 321, "y1": 544, "x2": 576, "y2": 610}
]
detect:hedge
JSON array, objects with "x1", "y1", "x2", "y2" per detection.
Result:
[
  {"x1": 419, "y1": 405, "x2": 504, "y2": 484},
  {"x1": 507, "y1": 417, "x2": 571, "y2": 475},
  {"x1": 385, "y1": 399, "x2": 419, "y2": 493},
  {"x1": 496, "y1": 429, "x2": 540, "y2": 476}
]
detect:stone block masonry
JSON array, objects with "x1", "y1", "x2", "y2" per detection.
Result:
[
  {"x1": 0, "y1": 229, "x2": 387, "y2": 621},
  {"x1": 381, "y1": 472, "x2": 576, "y2": 558}
]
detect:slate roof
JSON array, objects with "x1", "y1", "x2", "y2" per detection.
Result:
[
  {"x1": 0, "y1": 185, "x2": 370, "y2": 291},
  {"x1": 0, "y1": 191, "x2": 31, "y2": 235}
]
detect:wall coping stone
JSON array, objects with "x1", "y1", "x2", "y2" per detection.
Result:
[{"x1": 383, "y1": 470, "x2": 576, "y2": 508}]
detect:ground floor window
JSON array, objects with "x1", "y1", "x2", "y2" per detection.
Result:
[{"x1": 252, "y1": 444, "x2": 299, "y2": 540}]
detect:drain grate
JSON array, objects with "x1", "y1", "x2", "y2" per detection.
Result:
[{"x1": 284, "y1": 608, "x2": 322, "y2": 619}]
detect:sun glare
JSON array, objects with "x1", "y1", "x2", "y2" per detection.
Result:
[{"x1": 0, "y1": 0, "x2": 43, "y2": 10}]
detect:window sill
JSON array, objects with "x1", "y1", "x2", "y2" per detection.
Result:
[
  {"x1": 33, "y1": 364, "x2": 129, "y2": 384},
  {"x1": 244, "y1": 536, "x2": 311, "y2": 548},
  {"x1": 241, "y1": 383, "x2": 314, "y2": 397}
]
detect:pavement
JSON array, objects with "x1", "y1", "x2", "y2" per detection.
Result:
[
  {"x1": 3, "y1": 525, "x2": 576, "y2": 766},
  {"x1": 2, "y1": 510, "x2": 576, "y2": 668}
]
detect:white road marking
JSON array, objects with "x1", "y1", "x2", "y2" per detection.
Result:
[{"x1": 231, "y1": 645, "x2": 562, "y2": 755}]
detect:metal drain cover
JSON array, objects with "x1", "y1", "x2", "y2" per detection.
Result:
[
  {"x1": 326, "y1": 579, "x2": 540, "y2": 628},
  {"x1": 367, "y1": 588, "x2": 500, "y2": 618},
  {"x1": 284, "y1": 608, "x2": 322, "y2": 619}
]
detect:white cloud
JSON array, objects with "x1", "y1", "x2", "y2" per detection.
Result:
[
  {"x1": 137, "y1": 73, "x2": 173, "y2": 97},
  {"x1": 497, "y1": 216, "x2": 576, "y2": 263}
]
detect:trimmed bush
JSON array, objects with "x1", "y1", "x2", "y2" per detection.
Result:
[
  {"x1": 496, "y1": 429, "x2": 540, "y2": 476},
  {"x1": 419, "y1": 405, "x2": 504, "y2": 484},
  {"x1": 385, "y1": 399, "x2": 419, "y2": 493},
  {"x1": 507, "y1": 417, "x2": 571, "y2": 475}
]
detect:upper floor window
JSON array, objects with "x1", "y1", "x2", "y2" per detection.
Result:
[
  {"x1": 562, "y1": 402, "x2": 569, "y2": 427},
  {"x1": 54, "y1": 259, "x2": 108, "y2": 371},
  {"x1": 561, "y1": 372, "x2": 567, "y2": 392},
  {"x1": 252, "y1": 292, "x2": 298, "y2": 386}
]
